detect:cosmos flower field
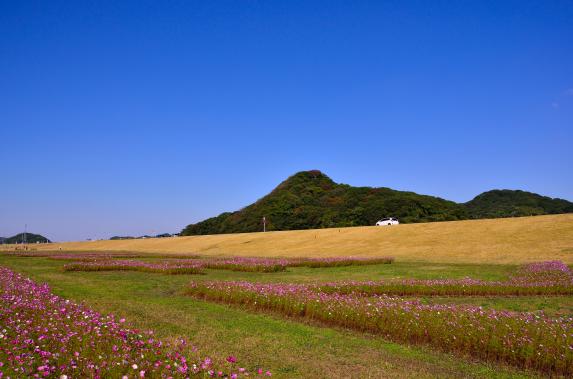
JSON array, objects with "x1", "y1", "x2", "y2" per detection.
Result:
[
  {"x1": 185, "y1": 261, "x2": 573, "y2": 376},
  {"x1": 314, "y1": 261, "x2": 573, "y2": 296},
  {"x1": 186, "y1": 280, "x2": 573, "y2": 375},
  {"x1": 61, "y1": 255, "x2": 394, "y2": 274},
  {"x1": 1, "y1": 249, "x2": 572, "y2": 378},
  {"x1": 0, "y1": 266, "x2": 271, "y2": 378}
]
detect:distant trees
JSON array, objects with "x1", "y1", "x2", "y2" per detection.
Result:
[
  {"x1": 464, "y1": 189, "x2": 573, "y2": 219},
  {"x1": 109, "y1": 233, "x2": 174, "y2": 240},
  {"x1": 1, "y1": 233, "x2": 51, "y2": 244},
  {"x1": 181, "y1": 171, "x2": 573, "y2": 236}
]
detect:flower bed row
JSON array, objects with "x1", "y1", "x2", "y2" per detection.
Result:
[
  {"x1": 315, "y1": 261, "x2": 573, "y2": 296},
  {"x1": 0, "y1": 251, "x2": 201, "y2": 261},
  {"x1": 62, "y1": 256, "x2": 394, "y2": 274},
  {"x1": 61, "y1": 259, "x2": 282, "y2": 274},
  {"x1": 185, "y1": 280, "x2": 573, "y2": 376},
  {"x1": 201, "y1": 258, "x2": 288, "y2": 273},
  {"x1": 49, "y1": 253, "x2": 154, "y2": 262},
  {"x1": 0, "y1": 265, "x2": 269, "y2": 378},
  {"x1": 2, "y1": 250, "x2": 394, "y2": 268},
  {"x1": 287, "y1": 256, "x2": 394, "y2": 268},
  {"x1": 63, "y1": 259, "x2": 206, "y2": 275},
  {"x1": 202, "y1": 256, "x2": 394, "y2": 271}
]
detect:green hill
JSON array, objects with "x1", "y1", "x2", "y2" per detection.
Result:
[
  {"x1": 1, "y1": 233, "x2": 52, "y2": 244},
  {"x1": 464, "y1": 189, "x2": 573, "y2": 219},
  {"x1": 181, "y1": 171, "x2": 573, "y2": 236}
]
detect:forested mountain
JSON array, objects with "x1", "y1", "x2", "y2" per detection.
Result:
[
  {"x1": 465, "y1": 189, "x2": 573, "y2": 219},
  {"x1": 182, "y1": 170, "x2": 470, "y2": 235},
  {"x1": 1, "y1": 233, "x2": 52, "y2": 244},
  {"x1": 181, "y1": 171, "x2": 570, "y2": 235},
  {"x1": 181, "y1": 171, "x2": 572, "y2": 235}
]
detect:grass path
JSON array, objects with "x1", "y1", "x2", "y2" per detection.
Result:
[{"x1": 0, "y1": 256, "x2": 545, "y2": 378}]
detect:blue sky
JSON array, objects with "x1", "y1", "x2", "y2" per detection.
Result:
[{"x1": 1, "y1": 1, "x2": 572, "y2": 241}]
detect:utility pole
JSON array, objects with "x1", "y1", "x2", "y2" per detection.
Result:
[
  {"x1": 262, "y1": 216, "x2": 266, "y2": 232},
  {"x1": 23, "y1": 224, "x2": 27, "y2": 245}
]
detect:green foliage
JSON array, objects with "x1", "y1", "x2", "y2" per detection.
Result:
[
  {"x1": 465, "y1": 189, "x2": 573, "y2": 219},
  {"x1": 181, "y1": 171, "x2": 573, "y2": 236},
  {"x1": 181, "y1": 171, "x2": 462, "y2": 235},
  {"x1": 1, "y1": 233, "x2": 51, "y2": 244}
]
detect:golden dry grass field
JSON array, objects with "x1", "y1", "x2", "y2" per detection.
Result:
[{"x1": 8, "y1": 214, "x2": 573, "y2": 264}]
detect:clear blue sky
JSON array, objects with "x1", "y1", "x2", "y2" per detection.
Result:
[{"x1": 1, "y1": 1, "x2": 572, "y2": 241}]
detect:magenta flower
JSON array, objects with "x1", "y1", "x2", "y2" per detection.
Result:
[{"x1": 226, "y1": 356, "x2": 237, "y2": 363}]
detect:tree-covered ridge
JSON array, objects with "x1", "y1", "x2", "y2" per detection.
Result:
[
  {"x1": 181, "y1": 171, "x2": 573, "y2": 236},
  {"x1": 1, "y1": 233, "x2": 51, "y2": 244},
  {"x1": 464, "y1": 189, "x2": 573, "y2": 219}
]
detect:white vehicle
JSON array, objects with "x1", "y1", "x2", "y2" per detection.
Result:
[{"x1": 376, "y1": 217, "x2": 399, "y2": 226}]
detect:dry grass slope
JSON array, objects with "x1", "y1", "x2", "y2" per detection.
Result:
[{"x1": 6, "y1": 214, "x2": 573, "y2": 264}]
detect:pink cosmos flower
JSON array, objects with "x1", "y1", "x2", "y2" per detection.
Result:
[{"x1": 226, "y1": 356, "x2": 237, "y2": 363}]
